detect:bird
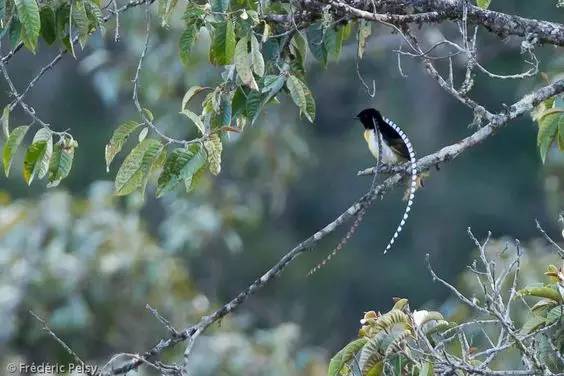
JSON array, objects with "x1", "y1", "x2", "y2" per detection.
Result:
[
  {"x1": 355, "y1": 108, "x2": 418, "y2": 254},
  {"x1": 307, "y1": 108, "x2": 418, "y2": 277}
]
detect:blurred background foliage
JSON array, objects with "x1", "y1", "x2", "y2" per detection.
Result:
[{"x1": 0, "y1": 0, "x2": 563, "y2": 374}]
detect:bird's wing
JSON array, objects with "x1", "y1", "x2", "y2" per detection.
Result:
[{"x1": 378, "y1": 120, "x2": 410, "y2": 161}]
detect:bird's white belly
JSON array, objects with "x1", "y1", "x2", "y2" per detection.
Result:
[{"x1": 365, "y1": 130, "x2": 400, "y2": 164}]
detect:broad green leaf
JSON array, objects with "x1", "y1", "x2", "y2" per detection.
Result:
[
  {"x1": 105, "y1": 120, "x2": 142, "y2": 172},
  {"x1": 179, "y1": 25, "x2": 198, "y2": 66},
  {"x1": 209, "y1": 20, "x2": 235, "y2": 65},
  {"x1": 114, "y1": 139, "x2": 163, "y2": 196},
  {"x1": 181, "y1": 86, "x2": 208, "y2": 111},
  {"x1": 327, "y1": 338, "x2": 368, "y2": 376},
  {"x1": 519, "y1": 285, "x2": 562, "y2": 303},
  {"x1": 286, "y1": 75, "x2": 306, "y2": 113},
  {"x1": 54, "y1": 3, "x2": 69, "y2": 41},
  {"x1": 39, "y1": 6, "x2": 56, "y2": 45},
  {"x1": 204, "y1": 133, "x2": 222, "y2": 175},
  {"x1": 286, "y1": 75, "x2": 315, "y2": 123},
  {"x1": 180, "y1": 110, "x2": 206, "y2": 135},
  {"x1": 306, "y1": 23, "x2": 327, "y2": 67},
  {"x1": 156, "y1": 144, "x2": 207, "y2": 197},
  {"x1": 250, "y1": 35, "x2": 265, "y2": 77},
  {"x1": 9, "y1": 17, "x2": 22, "y2": 48},
  {"x1": 235, "y1": 36, "x2": 258, "y2": 90},
  {"x1": 23, "y1": 140, "x2": 47, "y2": 184},
  {"x1": 84, "y1": 1, "x2": 103, "y2": 30},
  {"x1": 246, "y1": 89, "x2": 262, "y2": 124},
  {"x1": 324, "y1": 28, "x2": 342, "y2": 60},
  {"x1": 14, "y1": 0, "x2": 40, "y2": 53},
  {"x1": 358, "y1": 19, "x2": 371, "y2": 59},
  {"x1": 22, "y1": 128, "x2": 52, "y2": 185},
  {"x1": 30, "y1": 127, "x2": 53, "y2": 180},
  {"x1": 2, "y1": 125, "x2": 28, "y2": 176},
  {"x1": 1, "y1": 105, "x2": 10, "y2": 139},
  {"x1": 72, "y1": 0, "x2": 89, "y2": 47},
  {"x1": 537, "y1": 112, "x2": 561, "y2": 163},
  {"x1": 47, "y1": 140, "x2": 74, "y2": 187},
  {"x1": 302, "y1": 82, "x2": 316, "y2": 123},
  {"x1": 183, "y1": 2, "x2": 206, "y2": 23},
  {"x1": 477, "y1": 0, "x2": 491, "y2": 9}
]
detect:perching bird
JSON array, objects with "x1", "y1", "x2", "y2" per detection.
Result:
[
  {"x1": 355, "y1": 108, "x2": 418, "y2": 254},
  {"x1": 307, "y1": 108, "x2": 418, "y2": 277}
]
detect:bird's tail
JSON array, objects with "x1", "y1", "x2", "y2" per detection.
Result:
[{"x1": 382, "y1": 117, "x2": 417, "y2": 254}]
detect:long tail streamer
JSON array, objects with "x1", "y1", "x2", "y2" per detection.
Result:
[
  {"x1": 381, "y1": 116, "x2": 417, "y2": 254},
  {"x1": 307, "y1": 116, "x2": 417, "y2": 276}
]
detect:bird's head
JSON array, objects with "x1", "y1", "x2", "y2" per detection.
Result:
[{"x1": 354, "y1": 108, "x2": 384, "y2": 130}]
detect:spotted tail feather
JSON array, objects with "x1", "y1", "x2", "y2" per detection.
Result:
[{"x1": 382, "y1": 116, "x2": 417, "y2": 254}]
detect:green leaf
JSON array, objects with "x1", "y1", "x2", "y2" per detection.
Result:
[
  {"x1": 84, "y1": 1, "x2": 103, "y2": 30},
  {"x1": 286, "y1": 75, "x2": 306, "y2": 112},
  {"x1": 30, "y1": 127, "x2": 53, "y2": 180},
  {"x1": 537, "y1": 112, "x2": 562, "y2": 163},
  {"x1": 23, "y1": 140, "x2": 47, "y2": 184},
  {"x1": 72, "y1": 0, "x2": 89, "y2": 48},
  {"x1": 39, "y1": 6, "x2": 56, "y2": 45},
  {"x1": 156, "y1": 144, "x2": 207, "y2": 197},
  {"x1": 327, "y1": 338, "x2": 368, "y2": 376},
  {"x1": 9, "y1": 17, "x2": 22, "y2": 48},
  {"x1": 235, "y1": 36, "x2": 258, "y2": 90},
  {"x1": 2, "y1": 125, "x2": 28, "y2": 176},
  {"x1": 105, "y1": 120, "x2": 142, "y2": 172},
  {"x1": 114, "y1": 139, "x2": 163, "y2": 196},
  {"x1": 22, "y1": 128, "x2": 52, "y2": 185},
  {"x1": 204, "y1": 133, "x2": 222, "y2": 175},
  {"x1": 179, "y1": 25, "x2": 198, "y2": 66},
  {"x1": 357, "y1": 19, "x2": 372, "y2": 59},
  {"x1": 306, "y1": 23, "x2": 327, "y2": 67},
  {"x1": 209, "y1": 20, "x2": 236, "y2": 65},
  {"x1": 477, "y1": 0, "x2": 491, "y2": 9},
  {"x1": 1, "y1": 105, "x2": 10, "y2": 139},
  {"x1": 286, "y1": 75, "x2": 315, "y2": 123},
  {"x1": 47, "y1": 140, "x2": 75, "y2": 187},
  {"x1": 14, "y1": 0, "x2": 40, "y2": 53},
  {"x1": 180, "y1": 110, "x2": 206, "y2": 135},
  {"x1": 519, "y1": 285, "x2": 562, "y2": 303},
  {"x1": 250, "y1": 34, "x2": 265, "y2": 77},
  {"x1": 324, "y1": 28, "x2": 342, "y2": 61}
]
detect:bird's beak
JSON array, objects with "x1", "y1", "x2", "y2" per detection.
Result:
[{"x1": 352, "y1": 116, "x2": 359, "y2": 120}]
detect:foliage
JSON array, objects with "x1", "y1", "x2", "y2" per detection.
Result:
[
  {"x1": 0, "y1": 185, "x2": 326, "y2": 375},
  {"x1": 329, "y1": 236, "x2": 564, "y2": 376},
  {"x1": 328, "y1": 299, "x2": 451, "y2": 376},
  {"x1": 532, "y1": 92, "x2": 564, "y2": 164}
]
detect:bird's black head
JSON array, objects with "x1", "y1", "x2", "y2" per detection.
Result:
[{"x1": 354, "y1": 108, "x2": 385, "y2": 130}]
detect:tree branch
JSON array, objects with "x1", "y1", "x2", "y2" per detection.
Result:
[{"x1": 103, "y1": 77, "x2": 564, "y2": 376}]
